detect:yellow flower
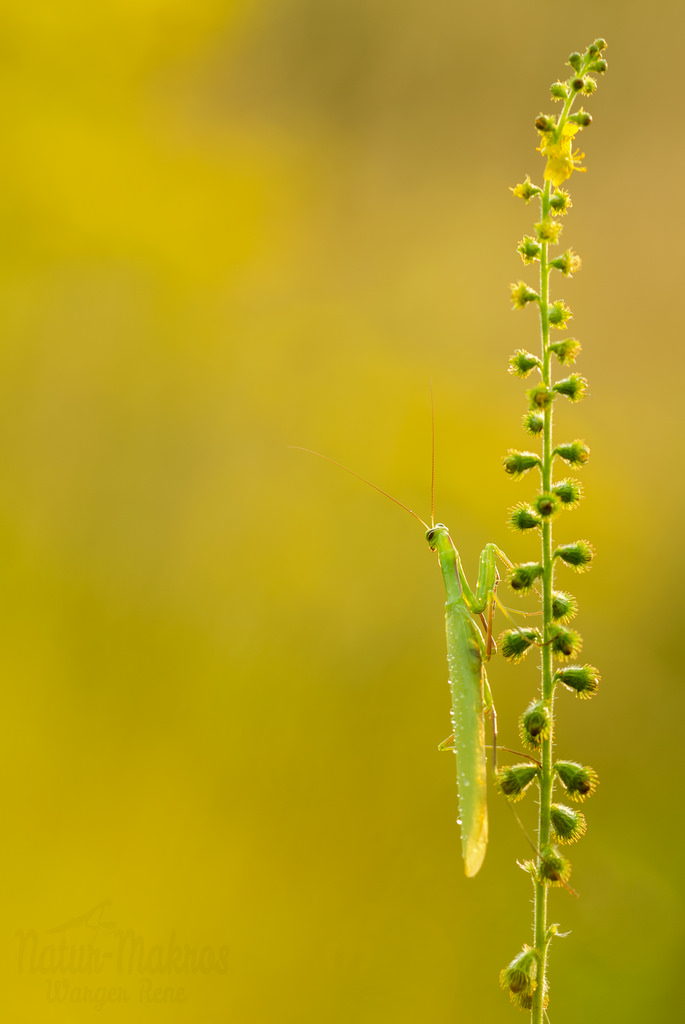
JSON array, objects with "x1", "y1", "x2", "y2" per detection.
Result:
[
  {"x1": 510, "y1": 175, "x2": 541, "y2": 204},
  {"x1": 538, "y1": 123, "x2": 586, "y2": 187}
]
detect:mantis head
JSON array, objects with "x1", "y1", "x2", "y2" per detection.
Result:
[{"x1": 426, "y1": 524, "x2": 450, "y2": 551}]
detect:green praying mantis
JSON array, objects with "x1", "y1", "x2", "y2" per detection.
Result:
[
  {"x1": 428, "y1": 528, "x2": 509, "y2": 876},
  {"x1": 292, "y1": 444, "x2": 518, "y2": 877}
]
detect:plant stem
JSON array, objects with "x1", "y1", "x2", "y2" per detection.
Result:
[
  {"x1": 532, "y1": 176, "x2": 554, "y2": 1024},
  {"x1": 533, "y1": 80, "x2": 582, "y2": 1022},
  {"x1": 503, "y1": 42, "x2": 607, "y2": 1017}
]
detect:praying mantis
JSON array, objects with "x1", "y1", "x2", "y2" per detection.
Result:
[
  {"x1": 291, "y1": 447, "x2": 513, "y2": 877},
  {"x1": 428, "y1": 528, "x2": 508, "y2": 876}
]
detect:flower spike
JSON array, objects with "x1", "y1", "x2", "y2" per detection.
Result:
[{"x1": 503, "y1": 41, "x2": 606, "y2": 1015}]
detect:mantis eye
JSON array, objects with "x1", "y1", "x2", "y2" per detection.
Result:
[{"x1": 426, "y1": 529, "x2": 436, "y2": 544}]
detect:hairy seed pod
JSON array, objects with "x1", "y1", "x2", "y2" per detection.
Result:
[
  {"x1": 549, "y1": 337, "x2": 581, "y2": 364},
  {"x1": 553, "y1": 440, "x2": 590, "y2": 466},
  {"x1": 554, "y1": 761, "x2": 599, "y2": 801},
  {"x1": 526, "y1": 384, "x2": 555, "y2": 410},
  {"x1": 548, "y1": 299, "x2": 573, "y2": 328},
  {"x1": 554, "y1": 374, "x2": 587, "y2": 401},
  {"x1": 550, "y1": 803, "x2": 587, "y2": 844},
  {"x1": 533, "y1": 492, "x2": 560, "y2": 518},
  {"x1": 503, "y1": 450, "x2": 542, "y2": 478},
  {"x1": 496, "y1": 764, "x2": 539, "y2": 802},
  {"x1": 517, "y1": 237, "x2": 542, "y2": 265},
  {"x1": 500, "y1": 946, "x2": 539, "y2": 1009},
  {"x1": 509, "y1": 348, "x2": 541, "y2": 377},
  {"x1": 508, "y1": 503, "x2": 541, "y2": 531},
  {"x1": 511, "y1": 281, "x2": 540, "y2": 309},
  {"x1": 552, "y1": 478, "x2": 583, "y2": 506},
  {"x1": 509, "y1": 562, "x2": 544, "y2": 592},
  {"x1": 500, "y1": 628, "x2": 541, "y2": 663},
  {"x1": 554, "y1": 540, "x2": 594, "y2": 571},
  {"x1": 553, "y1": 664, "x2": 600, "y2": 698},
  {"x1": 551, "y1": 590, "x2": 578, "y2": 622},
  {"x1": 520, "y1": 700, "x2": 551, "y2": 749},
  {"x1": 550, "y1": 625, "x2": 582, "y2": 661},
  {"x1": 522, "y1": 411, "x2": 544, "y2": 435},
  {"x1": 538, "y1": 846, "x2": 572, "y2": 886}
]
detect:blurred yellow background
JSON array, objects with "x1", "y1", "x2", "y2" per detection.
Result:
[{"x1": 0, "y1": 1, "x2": 682, "y2": 1021}]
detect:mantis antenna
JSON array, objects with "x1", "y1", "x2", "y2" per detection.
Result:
[
  {"x1": 289, "y1": 447, "x2": 430, "y2": 530},
  {"x1": 430, "y1": 380, "x2": 436, "y2": 530}
]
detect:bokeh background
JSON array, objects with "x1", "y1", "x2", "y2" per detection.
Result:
[{"x1": 0, "y1": 1, "x2": 683, "y2": 1021}]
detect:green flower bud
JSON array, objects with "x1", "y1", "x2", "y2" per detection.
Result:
[
  {"x1": 554, "y1": 540, "x2": 594, "y2": 571},
  {"x1": 553, "y1": 663, "x2": 600, "y2": 699},
  {"x1": 533, "y1": 492, "x2": 560, "y2": 518},
  {"x1": 496, "y1": 763, "x2": 539, "y2": 802},
  {"x1": 549, "y1": 337, "x2": 581, "y2": 365},
  {"x1": 549, "y1": 249, "x2": 582, "y2": 276},
  {"x1": 522, "y1": 411, "x2": 544, "y2": 435},
  {"x1": 550, "y1": 625, "x2": 582, "y2": 662},
  {"x1": 508, "y1": 349, "x2": 541, "y2": 377},
  {"x1": 567, "y1": 52, "x2": 582, "y2": 72},
  {"x1": 582, "y1": 76, "x2": 598, "y2": 95},
  {"x1": 553, "y1": 374, "x2": 588, "y2": 401},
  {"x1": 500, "y1": 628, "x2": 541, "y2": 663},
  {"x1": 551, "y1": 590, "x2": 578, "y2": 622},
  {"x1": 535, "y1": 114, "x2": 555, "y2": 133},
  {"x1": 550, "y1": 803, "x2": 587, "y2": 844},
  {"x1": 594, "y1": 38, "x2": 608, "y2": 51},
  {"x1": 554, "y1": 760, "x2": 599, "y2": 802},
  {"x1": 549, "y1": 188, "x2": 571, "y2": 216},
  {"x1": 534, "y1": 218, "x2": 563, "y2": 244},
  {"x1": 517, "y1": 236, "x2": 542, "y2": 265},
  {"x1": 550, "y1": 81, "x2": 568, "y2": 101},
  {"x1": 511, "y1": 281, "x2": 539, "y2": 309},
  {"x1": 508, "y1": 503, "x2": 541, "y2": 531},
  {"x1": 548, "y1": 299, "x2": 573, "y2": 328},
  {"x1": 591, "y1": 58, "x2": 608, "y2": 73},
  {"x1": 553, "y1": 440, "x2": 590, "y2": 466},
  {"x1": 571, "y1": 77, "x2": 584, "y2": 92},
  {"x1": 509, "y1": 562, "x2": 544, "y2": 593},
  {"x1": 569, "y1": 111, "x2": 592, "y2": 127},
  {"x1": 503, "y1": 450, "x2": 542, "y2": 478},
  {"x1": 552, "y1": 478, "x2": 583, "y2": 507},
  {"x1": 510, "y1": 175, "x2": 542, "y2": 204},
  {"x1": 526, "y1": 384, "x2": 554, "y2": 411},
  {"x1": 538, "y1": 846, "x2": 572, "y2": 887},
  {"x1": 520, "y1": 700, "x2": 551, "y2": 749},
  {"x1": 587, "y1": 44, "x2": 599, "y2": 57}
]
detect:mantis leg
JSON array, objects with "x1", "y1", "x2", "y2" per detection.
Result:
[
  {"x1": 457, "y1": 543, "x2": 518, "y2": 659},
  {"x1": 456, "y1": 543, "x2": 498, "y2": 616}
]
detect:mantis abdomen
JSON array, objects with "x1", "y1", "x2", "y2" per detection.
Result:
[{"x1": 445, "y1": 603, "x2": 488, "y2": 877}]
